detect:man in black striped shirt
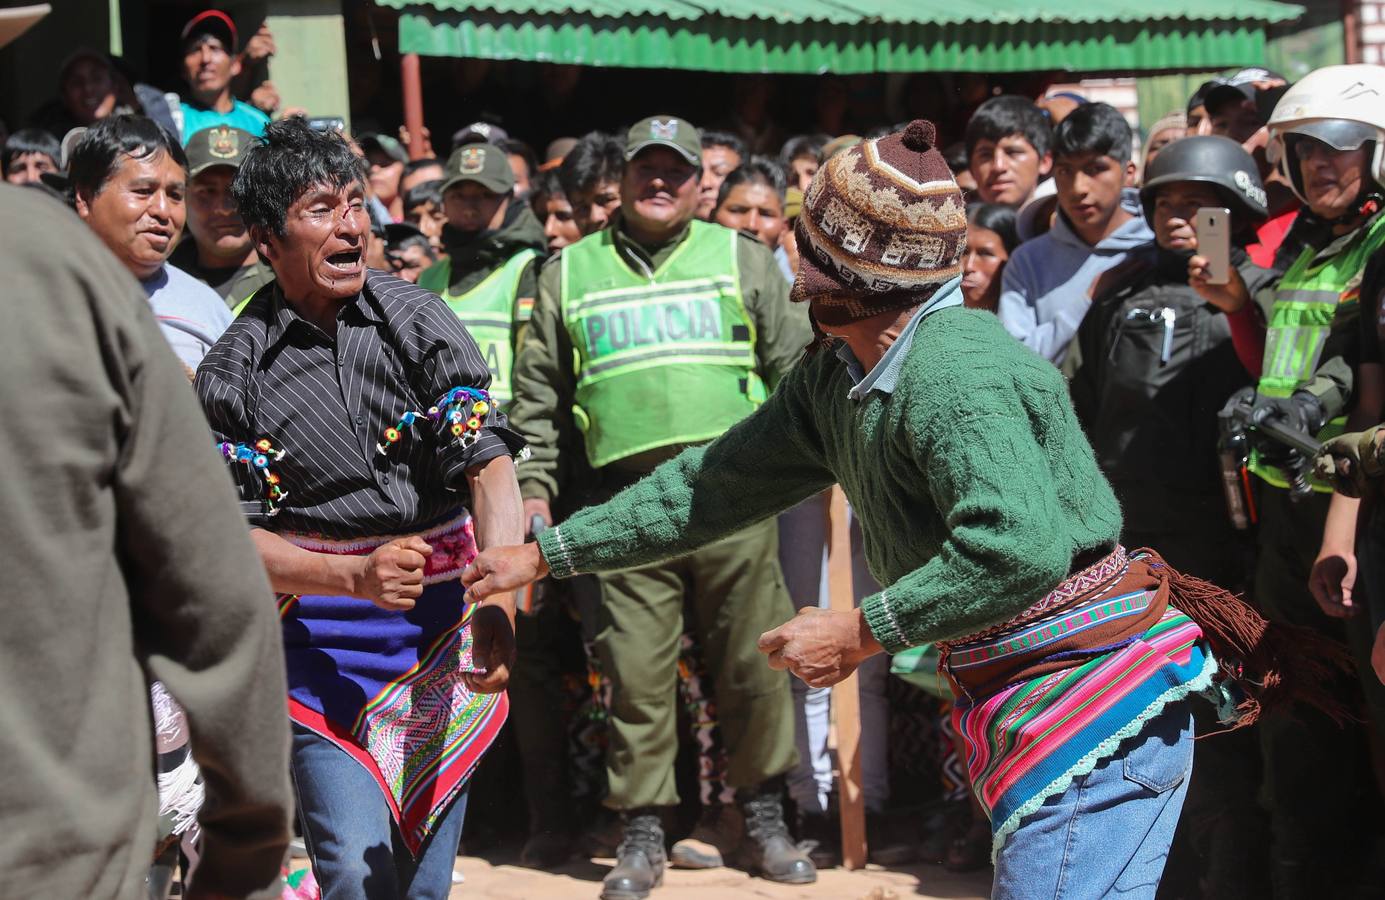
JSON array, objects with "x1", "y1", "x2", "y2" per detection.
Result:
[{"x1": 195, "y1": 118, "x2": 525, "y2": 897}]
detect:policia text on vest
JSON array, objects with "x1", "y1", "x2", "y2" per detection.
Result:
[{"x1": 560, "y1": 221, "x2": 764, "y2": 469}]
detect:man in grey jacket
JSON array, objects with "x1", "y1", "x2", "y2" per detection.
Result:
[{"x1": 999, "y1": 103, "x2": 1154, "y2": 364}]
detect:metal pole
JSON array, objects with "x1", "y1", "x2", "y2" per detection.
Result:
[
  {"x1": 827, "y1": 485, "x2": 868, "y2": 869},
  {"x1": 401, "y1": 52, "x2": 426, "y2": 159}
]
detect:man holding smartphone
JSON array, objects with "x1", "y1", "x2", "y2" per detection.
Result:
[
  {"x1": 1069, "y1": 135, "x2": 1274, "y2": 897},
  {"x1": 1191, "y1": 65, "x2": 1385, "y2": 897}
]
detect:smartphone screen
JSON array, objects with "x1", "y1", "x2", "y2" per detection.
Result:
[
  {"x1": 1195, "y1": 207, "x2": 1232, "y2": 286},
  {"x1": 307, "y1": 116, "x2": 346, "y2": 134}
]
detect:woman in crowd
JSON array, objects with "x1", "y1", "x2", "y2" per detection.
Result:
[{"x1": 961, "y1": 203, "x2": 1019, "y2": 312}]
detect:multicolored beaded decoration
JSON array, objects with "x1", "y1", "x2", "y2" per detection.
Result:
[
  {"x1": 219, "y1": 437, "x2": 288, "y2": 516},
  {"x1": 375, "y1": 386, "x2": 494, "y2": 456},
  {"x1": 376, "y1": 409, "x2": 425, "y2": 455}
]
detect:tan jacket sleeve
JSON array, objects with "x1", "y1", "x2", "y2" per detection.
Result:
[{"x1": 509, "y1": 256, "x2": 580, "y2": 504}]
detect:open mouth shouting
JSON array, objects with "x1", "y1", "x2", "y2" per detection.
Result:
[{"x1": 323, "y1": 247, "x2": 364, "y2": 279}]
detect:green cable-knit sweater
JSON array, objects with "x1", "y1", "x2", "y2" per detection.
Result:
[{"x1": 537, "y1": 305, "x2": 1123, "y2": 653}]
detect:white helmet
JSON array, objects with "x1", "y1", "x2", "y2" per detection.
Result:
[{"x1": 1266, "y1": 64, "x2": 1385, "y2": 205}]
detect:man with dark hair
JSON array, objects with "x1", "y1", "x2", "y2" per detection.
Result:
[
  {"x1": 385, "y1": 222, "x2": 439, "y2": 283},
  {"x1": 416, "y1": 142, "x2": 546, "y2": 407},
  {"x1": 402, "y1": 178, "x2": 446, "y2": 251},
  {"x1": 2, "y1": 127, "x2": 60, "y2": 185},
  {"x1": 999, "y1": 102, "x2": 1153, "y2": 363},
  {"x1": 400, "y1": 156, "x2": 444, "y2": 195},
  {"x1": 70, "y1": 114, "x2": 232, "y2": 369},
  {"x1": 196, "y1": 116, "x2": 526, "y2": 898},
  {"x1": 178, "y1": 10, "x2": 270, "y2": 139},
  {"x1": 697, "y1": 129, "x2": 745, "y2": 219},
  {"x1": 1186, "y1": 80, "x2": 1223, "y2": 135},
  {"x1": 965, "y1": 95, "x2": 1053, "y2": 207},
  {"x1": 359, "y1": 132, "x2": 408, "y2": 221},
  {"x1": 170, "y1": 125, "x2": 275, "y2": 309},
  {"x1": 1204, "y1": 68, "x2": 1290, "y2": 146},
  {"x1": 499, "y1": 137, "x2": 539, "y2": 199},
  {"x1": 508, "y1": 114, "x2": 814, "y2": 900},
  {"x1": 560, "y1": 131, "x2": 625, "y2": 235}
]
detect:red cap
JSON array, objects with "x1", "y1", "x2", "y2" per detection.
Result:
[{"x1": 180, "y1": 9, "x2": 237, "y2": 53}]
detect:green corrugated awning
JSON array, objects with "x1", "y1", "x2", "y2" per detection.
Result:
[{"x1": 379, "y1": 0, "x2": 1305, "y2": 74}]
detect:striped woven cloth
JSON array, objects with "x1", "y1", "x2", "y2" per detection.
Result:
[
  {"x1": 279, "y1": 511, "x2": 507, "y2": 854},
  {"x1": 945, "y1": 549, "x2": 1216, "y2": 856}
]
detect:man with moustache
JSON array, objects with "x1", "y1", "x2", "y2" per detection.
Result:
[
  {"x1": 69, "y1": 115, "x2": 232, "y2": 371},
  {"x1": 170, "y1": 125, "x2": 275, "y2": 309},
  {"x1": 507, "y1": 115, "x2": 813, "y2": 900},
  {"x1": 195, "y1": 117, "x2": 526, "y2": 898}
]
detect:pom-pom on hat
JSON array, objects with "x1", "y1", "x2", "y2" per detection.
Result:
[{"x1": 792, "y1": 119, "x2": 966, "y2": 329}]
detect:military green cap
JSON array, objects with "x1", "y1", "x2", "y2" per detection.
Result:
[
  {"x1": 625, "y1": 115, "x2": 702, "y2": 166},
  {"x1": 440, "y1": 142, "x2": 514, "y2": 196},
  {"x1": 184, "y1": 125, "x2": 256, "y2": 177}
]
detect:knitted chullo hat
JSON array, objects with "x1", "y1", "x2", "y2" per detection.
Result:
[{"x1": 792, "y1": 119, "x2": 966, "y2": 344}]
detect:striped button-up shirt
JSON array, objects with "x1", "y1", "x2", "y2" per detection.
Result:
[{"x1": 196, "y1": 269, "x2": 525, "y2": 538}]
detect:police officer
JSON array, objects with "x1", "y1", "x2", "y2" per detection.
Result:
[
  {"x1": 1193, "y1": 65, "x2": 1385, "y2": 898},
  {"x1": 418, "y1": 142, "x2": 546, "y2": 407},
  {"x1": 508, "y1": 116, "x2": 813, "y2": 900},
  {"x1": 170, "y1": 125, "x2": 276, "y2": 310}
]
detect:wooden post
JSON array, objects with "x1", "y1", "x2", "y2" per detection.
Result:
[
  {"x1": 827, "y1": 485, "x2": 868, "y2": 869},
  {"x1": 401, "y1": 53, "x2": 426, "y2": 159},
  {"x1": 1343, "y1": 0, "x2": 1362, "y2": 65}
]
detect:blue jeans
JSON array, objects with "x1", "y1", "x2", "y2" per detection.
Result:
[
  {"x1": 992, "y1": 701, "x2": 1194, "y2": 900},
  {"x1": 291, "y1": 725, "x2": 468, "y2": 900}
]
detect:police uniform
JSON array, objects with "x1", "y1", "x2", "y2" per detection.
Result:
[
  {"x1": 510, "y1": 192, "x2": 809, "y2": 815},
  {"x1": 1246, "y1": 211, "x2": 1385, "y2": 893},
  {"x1": 418, "y1": 142, "x2": 545, "y2": 408}
]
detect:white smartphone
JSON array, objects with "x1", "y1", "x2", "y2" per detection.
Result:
[{"x1": 1195, "y1": 207, "x2": 1232, "y2": 286}]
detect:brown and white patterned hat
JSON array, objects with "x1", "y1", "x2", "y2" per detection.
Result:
[{"x1": 792, "y1": 120, "x2": 966, "y2": 327}]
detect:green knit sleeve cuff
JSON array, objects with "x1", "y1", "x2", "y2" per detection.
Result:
[
  {"x1": 536, "y1": 525, "x2": 578, "y2": 579},
  {"x1": 861, "y1": 589, "x2": 910, "y2": 655}
]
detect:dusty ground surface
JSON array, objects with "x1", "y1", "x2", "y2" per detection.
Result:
[{"x1": 445, "y1": 855, "x2": 992, "y2": 899}]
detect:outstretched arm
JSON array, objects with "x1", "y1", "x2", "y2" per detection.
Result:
[
  {"x1": 463, "y1": 364, "x2": 834, "y2": 597},
  {"x1": 462, "y1": 454, "x2": 524, "y2": 693}
]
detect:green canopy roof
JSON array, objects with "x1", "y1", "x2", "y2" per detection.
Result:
[{"x1": 381, "y1": 0, "x2": 1305, "y2": 74}]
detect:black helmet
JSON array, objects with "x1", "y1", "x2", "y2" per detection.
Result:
[{"x1": 1140, "y1": 135, "x2": 1268, "y2": 224}]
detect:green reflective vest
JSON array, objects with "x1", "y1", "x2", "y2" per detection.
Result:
[
  {"x1": 1249, "y1": 214, "x2": 1385, "y2": 489},
  {"x1": 560, "y1": 221, "x2": 762, "y2": 469},
  {"x1": 419, "y1": 249, "x2": 539, "y2": 407}
]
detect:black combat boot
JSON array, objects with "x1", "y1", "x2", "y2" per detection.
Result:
[
  {"x1": 736, "y1": 784, "x2": 817, "y2": 884},
  {"x1": 601, "y1": 811, "x2": 666, "y2": 900}
]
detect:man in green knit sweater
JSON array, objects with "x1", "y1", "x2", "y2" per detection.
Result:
[{"x1": 469, "y1": 122, "x2": 1214, "y2": 898}]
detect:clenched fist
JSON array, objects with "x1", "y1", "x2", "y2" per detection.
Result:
[
  {"x1": 758, "y1": 607, "x2": 884, "y2": 689},
  {"x1": 353, "y1": 536, "x2": 432, "y2": 611}
]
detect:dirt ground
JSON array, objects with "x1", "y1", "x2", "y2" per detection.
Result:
[{"x1": 446, "y1": 854, "x2": 992, "y2": 899}]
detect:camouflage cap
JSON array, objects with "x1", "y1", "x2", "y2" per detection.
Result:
[
  {"x1": 625, "y1": 116, "x2": 701, "y2": 166},
  {"x1": 184, "y1": 125, "x2": 256, "y2": 177},
  {"x1": 440, "y1": 142, "x2": 514, "y2": 195}
]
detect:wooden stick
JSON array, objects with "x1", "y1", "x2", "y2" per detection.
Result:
[{"x1": 827, "y1": 485, "x2": 868, "y2": 869}]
